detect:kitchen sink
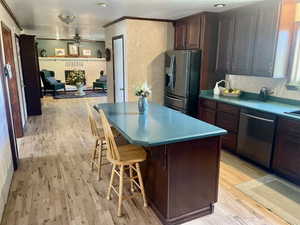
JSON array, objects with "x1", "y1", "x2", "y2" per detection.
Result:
[{"x1": 285, "y1": 110, "x2": 300, "y2": 117}]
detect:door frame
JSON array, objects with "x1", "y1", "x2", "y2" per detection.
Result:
[
  {"x1": 0, "y1": 32, "x2": 19, "y2": 170},
  {"x1": 112, "y1": 35, "x2": 125, "y2": 103},
  {"x1": 1, "y1": 22, "x2": 23, "y2": 138}
]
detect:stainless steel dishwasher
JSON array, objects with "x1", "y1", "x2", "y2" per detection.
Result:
[{"x1": 237, "y1": 108, "x2": 277, "y2": 168}]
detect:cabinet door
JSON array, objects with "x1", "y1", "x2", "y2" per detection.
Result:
[
  {"x1": 272, "y1": 118, "x2": 300, "y2": 184},
  {"x1": 216, "y1": 12, "x2": 235, "y2": 74},
  {"x1": 231, "y1": 7, "x2": 258, "y2": 75},
  {"x1": 186, "y1": 15, "x2": 201, "y2": 49},
  {"x1": 174, "y1": 22, "x2": 187, "y2": 50},
  {"x1": 198, "y1": 107, "x2": 216, "y2": 124},
  {"x1": 252, "y1": 1, "x2": 280, "y2": 76}
]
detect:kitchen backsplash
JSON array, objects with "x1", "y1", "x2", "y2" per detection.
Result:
[{"x1": 226, "y1": 74, "x2": 300, "y2": 101}]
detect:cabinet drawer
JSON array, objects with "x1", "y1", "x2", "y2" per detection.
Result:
[
  {"x1": 221, "y1": 132, "x2": 237, "y2": 152},
  {"x1": 217, "y1": 102, "x2": 240, "y2": 115},
  {"x1": 198, "y1": 107, "x2": 216, "y2": 125},
  {"x1": 216, "y1": 111, "x2": 239, "y2": 132},
  {"x1": 199, "y1": 98, "x2": 217, "y2": 110}
]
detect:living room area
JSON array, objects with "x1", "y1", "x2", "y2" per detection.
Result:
[{"x1": 37, "y1": 38, "x2": 108, "y2": 99}]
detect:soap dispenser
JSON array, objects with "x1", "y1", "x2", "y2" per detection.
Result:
[{"x1": 214, "y1": 82, "x2": 220, "y2": 96}]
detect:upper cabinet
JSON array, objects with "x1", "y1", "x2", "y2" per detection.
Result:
[
  {"x1": 186, "y1": 15, "x2": 201, "y2": 49},
  {"x1": 216, "y1": 0, "x2": 295, "y2": 78},
  {"x1": 231, "y1": 6, "x2": 258, "y2": 75},
  {"x1": 174, "y1": 13, "x2": 219, "y2": 90},
  {"x1": 252, "y1": 1, "x2": 281, "y2": 76},
  {"x1": 174, "y1": 21, "x2": 187, "y2": 50},
  {"x1": 215, "y1": 13, "x2": 235, "y2": 74}
]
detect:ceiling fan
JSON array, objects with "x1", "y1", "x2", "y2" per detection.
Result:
[{"x1": 58, "y1": 14, "x2": 75, "y2": 25}]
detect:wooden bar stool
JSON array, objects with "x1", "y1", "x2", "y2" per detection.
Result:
[
  {"x1": 99, "y1": 109, "x2": 148, "y2": 217},
  {"x1": 86, "y1": 104, "x2": 110, "y2": 180}
]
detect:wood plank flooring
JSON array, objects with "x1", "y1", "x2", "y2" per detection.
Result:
[{"x1": 0, "y1": 97, "x2": 290, "y2": 225}]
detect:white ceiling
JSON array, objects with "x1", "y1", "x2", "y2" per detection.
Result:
[{"x1": 7, "y1": 0, "x2": 263, "y2": 41}]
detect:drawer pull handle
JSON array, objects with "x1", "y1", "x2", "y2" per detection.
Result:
[{"x1": 241, "y1": 113, "x2": 275, "y2": 123}]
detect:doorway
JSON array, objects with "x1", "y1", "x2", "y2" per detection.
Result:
[
  {"x1": 1, "y1": 22, "x2": 23, "y2": 138},
  {"x1": 0, "y1": 32, "x2": 19, "y2": 170},
  {"x1": 14, "y1": 35, "x2": 27, "y2": 126},
  {"x1": 112, "y1": 35, "x2": 125, "y2": 103}
]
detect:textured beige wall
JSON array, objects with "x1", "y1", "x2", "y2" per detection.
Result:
[
  {"x1": 0, "y1": 5, "x2": 22, "y2": 221},
  {"x1": 105, "y1": 19, "x2": 174, "y2": 104},
  {"x1": 227, "y1": 74, "x2": 300, "y2": 101}
]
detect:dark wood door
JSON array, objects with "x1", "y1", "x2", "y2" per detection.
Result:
[
  {"x1": 1, "y1": 23, "x2": 23, "y2": 138},
  {"x1": 231, "y1": 7, "x2": 258, "y2": 75},
  {"x1": 252, "y1": 1, "x2": 281, "y2": 76},
  {"x1": 216, "y1": 12, "x2": 235, "y2": 74},
  {"x1": 19, "y1": 35, "x2": 42, "y2": 115},
  {"x1": 186, "y1": 15, "x2": 201, "y2": 49},
  {"x1": 174, "y1": 21, "x2": 187, "y2": 50},
  {"x1": 272, "y1": 118, "x2": 300, "y2": 184},
  {"x1": 0, "y1": 31, "x2": 19, "y2": 169}
]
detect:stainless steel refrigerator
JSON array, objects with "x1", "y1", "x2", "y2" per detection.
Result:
[{"x1": 164, "y1": 50, "x2": 201, "y2": 116}]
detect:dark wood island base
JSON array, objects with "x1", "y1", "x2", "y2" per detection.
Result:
[{"x1": 144, "y1": 136, "x2": 221, "y2": 225}]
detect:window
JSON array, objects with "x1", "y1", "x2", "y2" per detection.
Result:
[{"x1": 289, "y1": 23, "x2": 300, "y2": 86}]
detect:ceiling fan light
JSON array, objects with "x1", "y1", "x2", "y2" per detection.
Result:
[
  {"x1": 58, "y1": 14, "x2": 76, "y2": 25},
  {"x1": 214, "y1": 3, "x2": 226, "y2": 8}
]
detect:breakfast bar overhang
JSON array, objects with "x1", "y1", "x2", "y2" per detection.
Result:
[{"x1": 95, "y1": 102, "x2": 227, "y2": 225}]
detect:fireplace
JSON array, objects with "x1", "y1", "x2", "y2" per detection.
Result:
[{"x1": 65, "y1": 70, "x2": 86, "y2": 85}]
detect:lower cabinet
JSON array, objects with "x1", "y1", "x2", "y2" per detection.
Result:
[
  {"x1": 272, "y1": 118, "x2": 300, "y2": 184},
  {"x1": 198, "y1": 98, "x2": 239, "y2": 153},
  {"x1": 198, "y1": 98, "x2": 300, "y2": 185}
]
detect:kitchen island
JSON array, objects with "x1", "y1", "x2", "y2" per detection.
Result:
[{"x1": 94, "y1": 102, "x2": 227, "y2": 225}]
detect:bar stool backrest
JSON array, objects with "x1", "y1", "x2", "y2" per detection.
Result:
[
  {"x1": 86, "y1": 103, "x2": 99, "y2": 137},
  {"x1": 99, "y1": 109, "x2": 120, "y2": 162}
]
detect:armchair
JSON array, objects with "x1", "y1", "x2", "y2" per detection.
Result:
[
  {"x1": 40, "y1": 70, "x2": 66, "y2": 96},
  {"x1": 93, "y1": 75, "x2": 107, "y2": 92}
]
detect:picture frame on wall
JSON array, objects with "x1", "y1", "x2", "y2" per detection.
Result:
[
  {"x1": 67, "y1": 43, "x2": 79, "y2": 56},
  {"x1": 82, "y1": 49, "x2": 92, "y2": 56},
  {"x1": 55, "y1": 48, "x2": 65, "y2": 56}
]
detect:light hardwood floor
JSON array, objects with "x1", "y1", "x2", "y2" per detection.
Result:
[{"x1": 0, "y1": 97, "x2": 289, "y2": 225}]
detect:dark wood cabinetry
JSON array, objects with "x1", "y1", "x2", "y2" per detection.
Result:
[
  {"x1": 216, "y1": 0, "x2": 292, "y2": 77},
  {"x1": 215, "y1": 13, "x2": 235, "y2": 74},
  {"x1": 19, "y1": 35, "x2": 42, "y2": 116},
  {"x1": 272, "y1": 118, "x2": 300, "y2": 184},
  {"x1": 186, "y1": 15, "x2": 201, "y2": 49},
  {"x1": 198, "y1": 98, "x2": 239, "y2": 153},
  {"x1": 252, "y1": 1, "x2": 280, "y2": 76},
  {"x1": 145, "y1": 136, "x2": 221, "y2": 224},
  {"x1": 231, "y1": 7, "x2": 258, "y2": 75},
  {"x1": 174, "y1": 13, "x2": 219, "y2": 90},
  {"x1": 174, "y1": 21, "x2": 187, "y2": 50}
]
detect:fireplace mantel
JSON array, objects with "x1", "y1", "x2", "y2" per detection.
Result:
[
  {"x1": 39, "y1": 57, "x2": 106, "y2": 87},
  {"x1": 39, "y1": 57, "x2": 105, "y2": 62}
]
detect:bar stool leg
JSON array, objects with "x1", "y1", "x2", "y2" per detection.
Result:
[
  {"x1": 136, "y1": 163, "x2": 147, "y2": 207},
  {"x1": 118, "y1": 165, "x2": 124, "y2": 217},
  {"x1": 129, "y1": 165, "x2": 134, "y2": 193},
  {"x1": 91, "y1": 139, "x2": 99, "y2": 170},
  {"x1": 107, "y1": 164, "x2": 116, "y2": 200},
  {"x1": 97, "y1": 140, "x2": 103, "y2": 181}
]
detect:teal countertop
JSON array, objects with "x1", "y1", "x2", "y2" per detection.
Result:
[
  {"x1": 199, "y1": 91, "x2": 300, "y2": 120},
  {"x1": 94, "y1": 102, "x2": 227, "y2": 147}
]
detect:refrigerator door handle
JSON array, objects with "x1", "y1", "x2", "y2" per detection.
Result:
[{"x1": 173, "y1": 57, "x2": 176, "y2": 89}]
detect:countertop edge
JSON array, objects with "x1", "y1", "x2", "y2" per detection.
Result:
[{"x1": 199, "y1": 94, "x2": 300, "y2": 121}]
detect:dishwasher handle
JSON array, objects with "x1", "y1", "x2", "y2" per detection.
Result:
[{"x1": 240, "y1": 112, "x2": 275, "y2": 123}]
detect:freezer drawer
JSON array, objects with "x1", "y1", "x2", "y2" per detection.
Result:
[{"x1": 165, "y1": 95, "x2": 187, "y2": 110}]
